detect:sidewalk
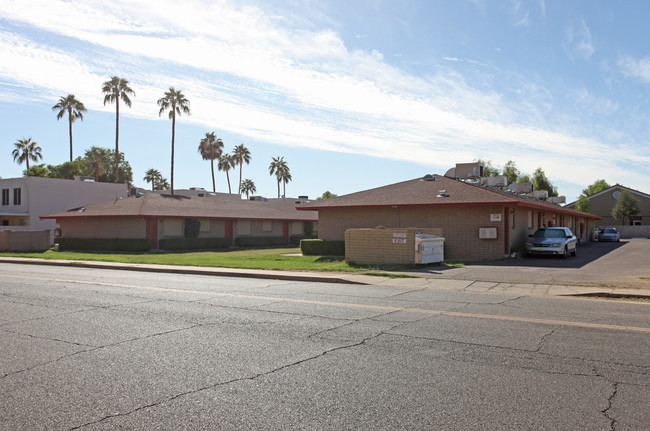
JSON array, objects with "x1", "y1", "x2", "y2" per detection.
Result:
[{"x1": 2, "y1": 257, "x2": 649, "y2": 299}]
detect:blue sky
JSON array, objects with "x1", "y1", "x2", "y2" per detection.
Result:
[{"x1": 1, "y1": 0, "x2": 649, "y2": 202}]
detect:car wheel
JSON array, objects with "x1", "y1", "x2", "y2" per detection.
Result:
[
  {"x1": 571, "y1": 246, "x2": 577, "y2": 257},
  {"x1": 562, "y1": 247, "x2": 568, "y2": 259}
]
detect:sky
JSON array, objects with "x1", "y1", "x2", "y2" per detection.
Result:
[{"x1": 1, "y1": 0, "x2": 649, "y2": 203}]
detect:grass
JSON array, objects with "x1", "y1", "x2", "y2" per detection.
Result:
[{"x1": 0, "y1": 247, "x2": 429, "y2": 274}]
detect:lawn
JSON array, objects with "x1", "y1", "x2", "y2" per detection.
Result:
[{"x1": 0, "y1": 247, "x2": 421, "y2": 275}]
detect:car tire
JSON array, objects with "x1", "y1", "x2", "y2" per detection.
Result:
[
  {"x1": 562, "y1": 247, "x2": 568, "y2": 259},
  {"x1": 571, "y1": 246, "x2": 577, "y2": 257}
]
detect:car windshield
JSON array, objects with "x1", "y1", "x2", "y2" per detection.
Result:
[
  {"x1": 533, "y1": 229, "x2": 566, "y2": 239},
  {"x1": 603, "y1": 228, "x2": 617, "y2": 233}
]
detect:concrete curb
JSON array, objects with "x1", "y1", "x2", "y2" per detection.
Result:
[{"x1": 1, "y1": 257, "x2": 649, "y2": 298}]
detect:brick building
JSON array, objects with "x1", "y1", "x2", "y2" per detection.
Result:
[{"x1": 299, "y1": 174, "x2": 601, "y2": 261}]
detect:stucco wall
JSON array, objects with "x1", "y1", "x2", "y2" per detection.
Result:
[
  {"x1": 0, "y1": 229, "x2": 50, "y2": 251},
  {"x1": 59, "y1": 217, "x2": 146, "y2": 239},
  {"x1": 586, "y1": 188, "x2": 650, "y2": 225}
]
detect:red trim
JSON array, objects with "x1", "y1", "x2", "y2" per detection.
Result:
[
  {"x1": 504, "y1": 207, "x2": 509, "y2": 254},
  {"x1": 145, "y1": 218, "x2": 158, "y2": 248}
]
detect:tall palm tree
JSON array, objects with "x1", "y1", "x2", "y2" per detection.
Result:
[
  {"x1": 157, "y1": 87, "x2": 190, "y2": 196},
  {"x1": 198, "y1": 132, "x2": 223, "y2": 192},
  {"x1": 218, "y1": 153, "x2": 236, "y2": 193},
  {"x1": 52, "y1": 94, "x2": 87, "y2": 162},
  {"x1": 239, "y1": 178, "x2": 256, "y2": 199},
  {"x1": 268, "y1": 156, "x2": 288, "y2": 198},
  {"x1": 232, "y1": 143, "x2": 251, "y2": 197},
  {"x1": 12, "y1": 138, "x2": 43, "y2": 174},
  {"x1": 279, "y1": 166, "x2": 292, "y2": 198},
  {"x1": 84, "y1": 146, "x2": 110, "y2": 182},
  {"x1": 143, "y1": 168, "x2": 162, "y2": 191},
  {"x1": 102, "y1": 76, "x2": 135, "y2": 183}
]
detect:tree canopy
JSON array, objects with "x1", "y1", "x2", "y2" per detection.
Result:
[
  {"x1": 611, "y1": 190, "x2": 640, "y2": 225},
  {"x1": 582, "y1": 179, "x2": 610, "y2": 197},
  {"x1": 317, "y1": 191, "x2": 338, "y2": 200}
]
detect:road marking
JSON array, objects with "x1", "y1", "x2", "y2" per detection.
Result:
[{"x1": 4, "y1": 274, "x2": 650, "y2": 333}]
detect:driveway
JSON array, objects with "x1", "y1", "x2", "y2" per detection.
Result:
[{"x1": 409, "y1": 239, "x2": 650, "y2": 289}]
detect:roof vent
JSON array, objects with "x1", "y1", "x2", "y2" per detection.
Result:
[
  {"x1": 422, "y1": 174, "x2": 435, "y2": 181},
  {"x1": 437, "y1": 190, "x2": 448, "y2": 197}
]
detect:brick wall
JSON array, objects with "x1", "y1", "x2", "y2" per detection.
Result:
[{"x1": 345, "y1": 227, "x2": 444, "y2": 265}]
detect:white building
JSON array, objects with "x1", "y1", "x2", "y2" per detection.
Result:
[{"x1": 0, "y1": 177, "x2": 128, "y2": 243}]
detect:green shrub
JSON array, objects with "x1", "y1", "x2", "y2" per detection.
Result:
[
  {"x1": 300, "y1": 239, "x2": 345, "y2": 256},
  {"x1": 234, "y1": 236, "x2": 288, "y2": 247},
  {"x1": 159, "y1": 237, "x2": 231, "y2": 250},
  {"x1": 56, "y1": 238, "x2": 153, "y2": 251}
]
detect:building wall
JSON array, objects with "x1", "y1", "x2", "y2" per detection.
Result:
[
  {"x1": 319, "y1": 205, "x2": 596, "y2": 261},
  {"x1": 58, "y1": 217, "x2": 146, "y2": 239},
  {"x1": 345, "y1": 228, "x2": 444, "y2": 265},
  {"x1": 588, "y1": 188, "x2": 650, "y2": 225},
  {"x1": 0, "y1": 229, "x2": 50, "y2": 251},
  {"x1": 0, "y1": 177, "x2": 128, "y2": 242}
]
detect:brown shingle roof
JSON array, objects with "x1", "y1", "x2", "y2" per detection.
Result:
[
  {"x1": 299, "y1": 174, "x2": 601, "y2": 219},
  {"x1": 42, "y1": 193, "x2": 318, "y2": 221}
]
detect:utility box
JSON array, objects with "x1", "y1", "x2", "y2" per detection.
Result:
[{"x1": 415, "y1": 234, "x2": 445, "y2": 264}]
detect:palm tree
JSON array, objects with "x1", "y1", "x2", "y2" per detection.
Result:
[
  {"x1": 218, "y1": 153, "x2": 236, "y2": 193},
  {"x1": 232, "y1": 143, "x2": 251, "y2": 197},
  {"x1": 102, "y1": 76, "x2": 135, "y2": 183},
  {"x1": 84, "y1": 146, "x2": 110, "y2": 182},
  {"x1": 12, "y1": 138, "x2": 43, "y2": 174},
  {"x1": 239, "y1": 178, "x2": 256, "y2": 199},
  {"x1": 143, "y1": 168, "x2": 162, "y2": 191},
  {"x1": 268, "y1": 156, "x2": 288, "y2": 198},
  {"x1": 279, "y1": 166, "x2": 292, "y2": 198},
  {"x1": 52, "y1": 94, "x2": 87, "y2": 162},
  {"x1": 198, "y1": 132, "x2": 223, "y2": 192},
  {"x1": 157, "y1": 87, "x2": 190, "y2": 196}
]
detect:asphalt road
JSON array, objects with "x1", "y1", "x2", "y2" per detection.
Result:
[
  {"x1": 1, "y1": 263, "x2": 649, "y2": 430},
  {"x1": 409, "y1": 239, "x2": 650, "y2": 289}
]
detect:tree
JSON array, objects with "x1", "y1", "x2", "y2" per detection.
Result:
[
  {"x1": 268, "y1": 156, "x2": 288, "y2": 198},
  {"x1": 52, "y1": 94, "x2": 87, "y2": 162},
  {"x1": 502, "y1": 160, "x2": 520, "y2": 186},
  {"x1": 582, "y1": 179, "x2": 610, "y2": 197},
  {"x1": 532, "y1": 168, "x2": 558, "y2": 197},
  {"x1": 218, "y1": 153, "x2": 236, "y2": 193},
  {"x1": 157, "y1": 87, "x2": 190, "y2": 196},
  {"x1": 474, "y1": 158, "x2": 499, "y2": 176},
  {"x1": 24, "y1": 164, "x2": 50, "y2": 177},
  {"x1": 47, "y1": 159, "x2": 87, "y2": 180},
  {"x1": 279, "y1": 166, "x2": 292, "y2": 198},
  {"x1": 239, "y1": 178, "x2": 256, "y2": 199},
  {"x1": 232, "y1": 143, "x2": 252, "y2": 197},
  {"x1": 197, "y1": 132, "x2": 223, "y2": 192},
  {"x1": 84, "y1": 146, "x2": 111, "y2": 182},
  {"x1": 102, "y1": 76, "x2": 135, "y2": 183},
  {"x1": 143, "y1": 168, "x2": 168, "y2": 191},
  {"x1": 12, "y1": 138, "x2": 42, "y2": 173},
  {"x1": 518, "y1": 173, "x2": 532, "y2": 184},
  {"x1": 83, "y1": 146, "x2": 133, "y2": 187},
  {"x1": 612, "y1": 190, "x2": 640, "y2": 225},
  {"x1": 317, "y1": 191, "x2": 338, "y2": 200},
  {"x1": 576, "y1": 195, "x2": 591, "y2": 213}
]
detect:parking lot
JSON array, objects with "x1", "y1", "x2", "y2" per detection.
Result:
[{"x1": 414, "y1": 239, "x2": 650, "y2": 289}]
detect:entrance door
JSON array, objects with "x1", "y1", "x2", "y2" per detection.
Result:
[{"x1": 146, "y1": 218, "x2": 158, "y2": 249}]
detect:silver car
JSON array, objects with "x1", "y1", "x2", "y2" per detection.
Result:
[
  {"x1": 599, "y1": 227, "x2": 620, "y2": 242},
  {"x1": 525, "y1": 227, "x2": 578, "y2": 258}
]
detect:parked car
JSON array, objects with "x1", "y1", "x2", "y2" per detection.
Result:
[
  {"x1": 598, "y1": 227, "x2": 620, "y2": 242},
  {"x1": 525, "y1": 227, "x2": 577, "y2": 258},
  {"x1": 593, "y1": 226, "x2": 602, "y2": 241}
]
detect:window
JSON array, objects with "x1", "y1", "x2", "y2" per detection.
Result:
[
  {"x1": 199, "y1": 219, "x2": 211, "y2": 232},
  {"x1": 262, "y1": 220, "x2": 272, "y2": 232},
  {"x1": 291, "y1": 221, "x2": 304, "y2": 235},
  {"x1": 236, "y1": 220, "x2": 251, "y2": 235},
  {"x1": 1, "y1": 189, "x2": 8, "y2": 206},
  {"x1": 13, "y1": 188, "x2": 21, "y2": 205},
  {"x1": 164, "y1": 219, "x2": 183, "y2": 236}
]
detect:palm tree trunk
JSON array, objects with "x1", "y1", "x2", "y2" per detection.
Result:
[
  {"x1": 283, "y1": 181, "x2": 286, "y2": 198},
  {"x1": 211, "y1": 159, "x2": 216, "y2": 192},
  {"x1": 115, "y1": 98, "x2": 120, "y2": 183},
  {"x1": 68, "y1": 107, "x2": 73, "y2": 162},
  {"x1": 238, "y1": 162, "x2": 243, "y2": 196},
  {"x1": 277, "y1": 177, "x2": 280, "y2": 198},
  {"x1": 226, "y1": 172, "x2": 231, "y2": 193},
  {"x1": 171, "y1": 112, "x2": 176, "y2": 196}
]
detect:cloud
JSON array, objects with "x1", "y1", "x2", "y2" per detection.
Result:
[
  {"x1": 0, "y1": 0, "x2": 645, "y2": 194},
  {"x1": 567, "y1": 19, "x2": 595, "y2": 60},
  {"x1": 618, "y1": 56, "x2": 650, "y2": 83}
]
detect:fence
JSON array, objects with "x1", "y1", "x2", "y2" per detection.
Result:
[{"x1": 0, "y1": 229, "x2": 50, "y2": 251}]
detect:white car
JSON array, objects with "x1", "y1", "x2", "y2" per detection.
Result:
[
  {"x1": 599, "y1": 227, "x2": 620, "y2": 242},
  {"x1": 525, "y1": 227, "x2": 578, "y2": 258}
]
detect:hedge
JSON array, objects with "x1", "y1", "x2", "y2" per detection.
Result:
[
  {"x1": 158, "y1": 237, "x2": 231, "y2": 251},
  {"x1": 56, "y1": 238, "x2": 153, "y2": 252},
  {"x1": 300, "y1": 239, "x2": 345, "y2": 256}
]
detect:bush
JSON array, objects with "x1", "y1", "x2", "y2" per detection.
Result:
[
  {"x1": 184, "y1": 218, "x2": 201, "y2": 238},
  {"x1": 300, "y1": 239, "x2": 345, "y2": 256},
  {"x1": 56, "y1": 238, "x2": 153, "y2": 251},
  {"x1": 159, "y1": 237, "x2": 231, "y2": 251},
  {"x1": 234, "y1": 236, "x2": 288, "y2": 247}
]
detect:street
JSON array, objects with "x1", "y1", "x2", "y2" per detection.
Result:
[{"x1": 1, "y1": 263, "x2": 649, "y2": 430}]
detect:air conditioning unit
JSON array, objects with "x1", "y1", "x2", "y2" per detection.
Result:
[
  {"x1": 532, "y1": 190, "x2": 549, "y2": 199},
  {"x1": 454, "y1": 162, "x2": 483, "y2": 179},
  {"x1": 487, "y1": 175, "x2": 507, "y2": 187},
  {"x1": 514, "y1": 182, "x2": 533, "y2": 193},
  {"x1": 547, "y1": 196, "x2": 566, "y2": 204}
]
